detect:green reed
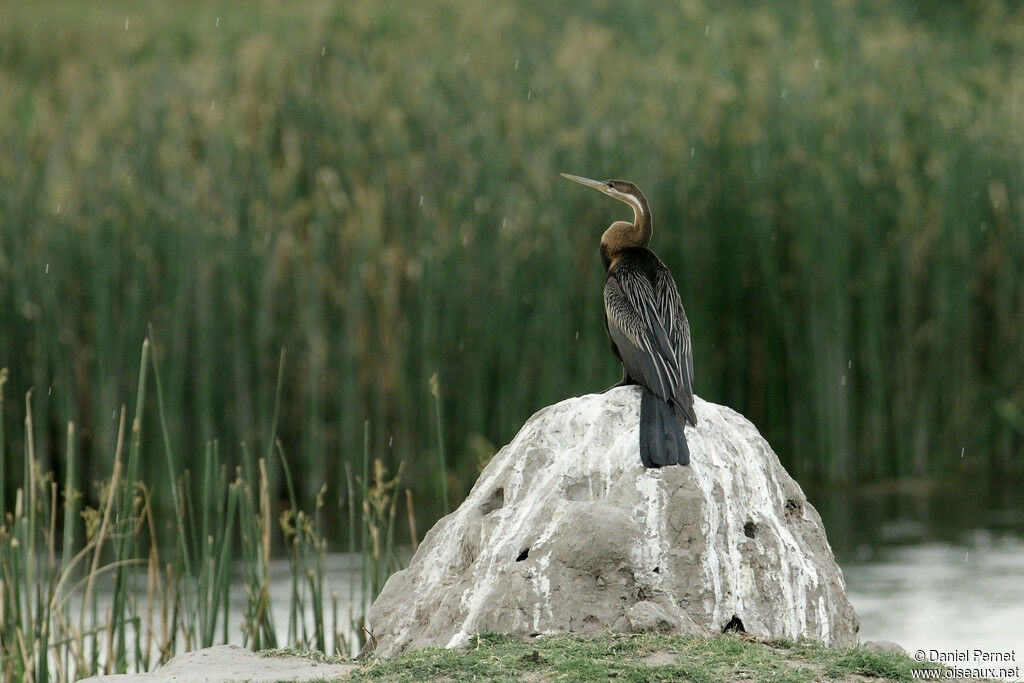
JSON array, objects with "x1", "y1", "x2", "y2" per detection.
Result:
[
  {"x1": 0, "y1": 339, "x2": 412, "y2": 679},
  {"x1": 3, "y1": 0, "x2": 1022, "y2": 508}
]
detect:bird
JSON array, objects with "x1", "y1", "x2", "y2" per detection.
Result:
[{"x1": 561, "y1": 173, "x2": 696, "y2": 467}]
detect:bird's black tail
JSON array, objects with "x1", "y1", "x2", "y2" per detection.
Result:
[{"x1": 639, "y1": 388, "x2": 689, "y2": 468}]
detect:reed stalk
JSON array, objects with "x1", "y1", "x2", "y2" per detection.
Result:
[
  {"x1": 0, "y1": 368, "x2": 7, "y2": 524},
  {"x1": 429, "y1": 373, "x2": 449, "y2": 515},
  {"x1": 110, "y1": 340, "x2": 150, "y2": 672}
]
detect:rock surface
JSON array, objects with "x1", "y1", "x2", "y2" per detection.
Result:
[
  {"x1": 77, "y1": 645, "x2": 356, "y2": 682},
  {"x1": 368, "y1": 387, "x2": 859, "y2": 657}
]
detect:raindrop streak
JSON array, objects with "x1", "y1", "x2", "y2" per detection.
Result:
[
  {"x1": 814, "y1": 59, "x2": 820, "y2": 69},
  {"x1": 321, "y1": 46, "x2": 326, "y2": 57},
  {"x1": 705, "y1": 25, "x2": 710, "y2": 35},
  {"x1": 216, "y1": 17, "x2": 220, "y2": 28},
  {"x1": 690, "y1": 147, "x2": 695, "y2": 157},
  {"x1": 56, "y1": 203, "x2": 61, "y2": 214},
  {"x1": 848, "y1": 360, "x2": 852, "y2": 369},
  {"x1": 527, "y1": 90, "x2": 532, "y2": 100},
  {"x1": 419, "y1": 195, "x2": 424, "y2": 206},
  {"x1": 961, "y1": 446, "x2": 965, "y2": 459},
  {"x1": 964, "y1": 551, "x2": 969, "y2": 562},
  {"x1": 124, "y1": 18, "x2": 130, "y2": 30},
  {"x1": 388, "y1": 436, "x2": 393, "y2": 448},
  {"x1": 514, "y1": 57, "x2": 520, "y2": 70},
  {"x1": 45, "y1": 263, "x2": 49, "y2": 275},
  {"x1": 841, "y1": 375, "x2": 847, "y2": 386}
]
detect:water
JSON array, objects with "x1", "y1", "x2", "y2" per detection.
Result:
[
  {"x1": 807, "y1": 477, "x2": 1024, "y2": 658},
  {"x1": 233, "y1": 553, "x2": 368, "y2": 651},
  {"x1": 79, "y1": 553, "x2": 368, "y2": 667}
]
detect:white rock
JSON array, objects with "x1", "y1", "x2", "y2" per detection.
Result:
[{"x1": 368, "y1": 387, "x2": 859, "y2": 656}]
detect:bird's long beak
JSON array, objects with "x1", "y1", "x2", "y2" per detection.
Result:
[{"x1": 560, "y1": 173, "x2": 611, "y2": 196}]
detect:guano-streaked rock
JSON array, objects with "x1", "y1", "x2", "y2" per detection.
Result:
[{"x1": 367, "y1": 387, "x2": 859, "y2": 657}]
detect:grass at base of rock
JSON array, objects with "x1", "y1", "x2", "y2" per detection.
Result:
[
  {"x1": 271, "y1": 632, "x2": 943, "y2": 682},
  {"x1": 259, "y1": 646, "x2": 355, "y2": 665}
]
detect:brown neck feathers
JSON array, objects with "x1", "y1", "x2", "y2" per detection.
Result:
[{"x1": 600, "y1": 192, "x2": 652, "y2": 271}]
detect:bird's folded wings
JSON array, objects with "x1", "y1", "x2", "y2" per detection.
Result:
[{"x1": 604, "y1": 271, "x2": 681, "y2": 401}]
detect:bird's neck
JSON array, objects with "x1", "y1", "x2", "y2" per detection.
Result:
[
  {"x1": 625, "y1": 193, "x2": 652, "y2": 243},
  {"x1": 600, "y1": 198, "x2": 652, "y2": 272}
]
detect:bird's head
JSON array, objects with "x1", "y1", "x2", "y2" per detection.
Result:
[
  {"x1": 559, "y1": 174, "x2": 645, "y2": 214},
  {"x1": 560, "y1": 173, "x2": 652, "y2": 251}
]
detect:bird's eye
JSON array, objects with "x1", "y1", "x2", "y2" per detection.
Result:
[{"x1": 606, "y1": 181, "x2": 613, "y2": 188}]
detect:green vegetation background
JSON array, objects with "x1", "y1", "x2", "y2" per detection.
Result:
[{"x1": 2, "y1": 0, "x2": 1023, "y2": 524}]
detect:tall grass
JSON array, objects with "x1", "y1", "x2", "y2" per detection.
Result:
[
  {"x1": 0, "y1": 0, "x2": 1022, "y2": 533},
  {"x1": 0, "y1": 341, "x2": 410, "y2": 679}
]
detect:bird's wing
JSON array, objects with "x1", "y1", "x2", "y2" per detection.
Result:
[
  {"x1": 652, "y1": 266, "x2": 696, "y2": 425},
  {"x1": 604, "y1": 270, "x2": 682, "y2": 402}
]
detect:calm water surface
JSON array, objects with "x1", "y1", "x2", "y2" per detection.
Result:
[{"x1": 807, "y1": 477, "x2": 1024, "y2": 656}]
